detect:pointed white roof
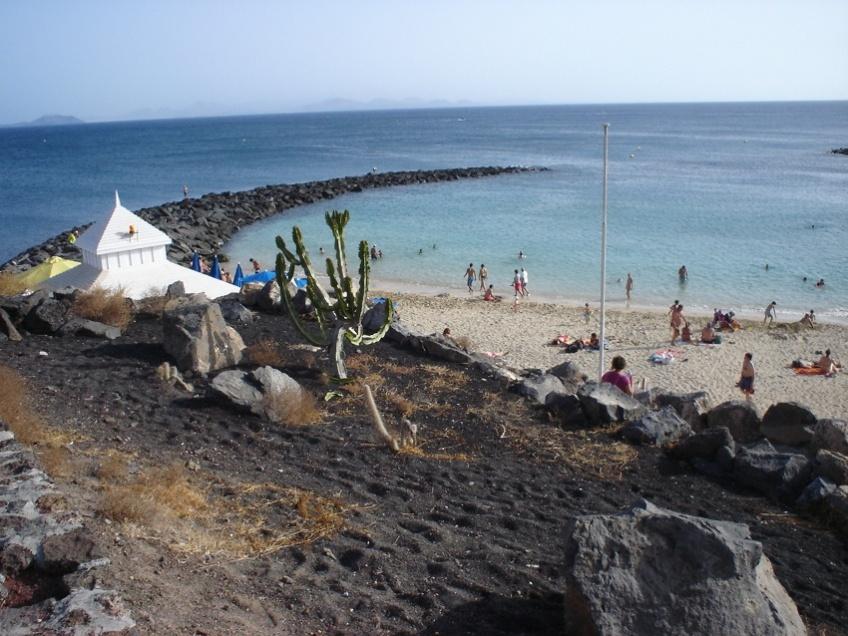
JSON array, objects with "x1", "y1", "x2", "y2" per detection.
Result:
[{"x1": 75, "y1": 191, "x2": 171, "y2": 255}]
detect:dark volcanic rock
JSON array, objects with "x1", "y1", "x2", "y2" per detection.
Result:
[
  {"x1": 761, "y1": 402, "x2": 816, "y2": 446},
  {"x1": 815, "y1": 449, "x2": 848, "y2": 486},
  {"x1": 811, "y1": 419, "x2": 848, "y2": 455},
  {"x1": 511, "y1": 373, "x2": 566, "y2": 406},
  {"x1": 796, "y1": 477, "x2": 837, "y2": 509},
  {"x1": 706, "y1": 400, "x2": 762, "y2": 443},
  {"x1": 58, "y1": 317, "x2": 122, "y2": 340},
  {"x1": 23, "y1": 298, "x2": 69, "y2": 334},
  {"x1": 563, "y1": 499, "x2": 805, "y2": 636},
  {"x1": 162, "y1": 297, "x2": 245, "y2": 373},
  {"x1": 733, "y1": 445, "x2": 812, "y2": 501},
  {"x1": 666, "y1": 426, "x2": 735, "y2": 461},
  {"x1": 621, "y1": 407, "x2": 692, "y2": 446},
  {"x1": 210, "y1": 366, "x2": 302, "y2": 418},
  {"x1": 654, "y1": 390, "x2": 710, "y2": 430},
  {"x1": 0, "y1": 307, "x2": 22, "y2": 341},
  {"x1": 577, "y1": 381, "x2": 646, "y2": 425},
  {"x1": 544, "y1": 392, "x2": 587, "y2": 427}
]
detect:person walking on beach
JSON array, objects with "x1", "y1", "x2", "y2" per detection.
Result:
[
  {"x1": 670, "y1": 304, "x2": 686, "y2": 345},
  {"x1": 764, "y1": 301, "x2": 777, "y2": 327},
  {"x1": 465, "y1": 263, "x2": 476, "y2": 293},
  {"x1": 512, "y1": 269, "x2": 524, "y2": 298},
  {"x1": 737, "y1": 352, "x2": 755, "y2": 401},
  {"x1": 520, "y1": 267, "x2": 529, "y2": 297},
  {"x1": 678, "y1": 265, "x2": 688, "y2": 283},
  {"x1": 478, "y1": 264, "x2": 488, "y2": 291},
  {"x1": 249, "y1": 257, "x2": 261, "y2": 273},
  {"x1": 625, "y1": 273, "x2": 633, "y2": 302}
]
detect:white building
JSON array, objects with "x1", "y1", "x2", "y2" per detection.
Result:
[{"x1": 44, "y1": 192, "x2": 239, "y2": 299}]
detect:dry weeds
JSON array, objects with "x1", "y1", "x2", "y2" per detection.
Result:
[
  {"x1": 0, "y1": 272, "x2": 26, "y2": 296},
  {"x1": 381, "y1": 389, "x2": 416, "y2": 418},
  {"x1": 263, "y1": 388, "x2": 322, "y2": 426},
  {"x1": 245, "y1": 338, "x2": 285, "y2": 367},
  {"x1": 421, "y1": 364, "x2": 469, "y2": 393},
  {"x1": 0, "y1": 365, "x2": 78, "y2": 450},
  {"x1": 72, "y1": 286, "x2": 133, "y2": 329},
  {"x1": 99, "y1": 464, "x2": 356, "y2": 558}
]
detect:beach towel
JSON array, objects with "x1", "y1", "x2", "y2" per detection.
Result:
[
  {"x1": 649, "y1": 348, "x2": 685, "y2": 364},
  {"x1": 793, "y1": 367, "x2": 827, "y2": 376}
]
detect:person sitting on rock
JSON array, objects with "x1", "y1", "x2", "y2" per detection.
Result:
[{"x1": 601, "y1": 355, "x2": 633, "y2": 395}]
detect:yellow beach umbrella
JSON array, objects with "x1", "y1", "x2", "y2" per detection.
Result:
[{"x1": 15, "y1": 256, "x2": 81, "y2": 287}]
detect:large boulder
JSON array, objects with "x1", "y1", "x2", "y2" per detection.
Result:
[
  {"x1": 362, "y1": 300, "x2": 393, "y2": 334},
  {"x1": 23, "y1": 298, "x2": 69, "y2": 334},
  {"x1": 238, "y1": 282, "x2": 265, "y2": 308},
  {"x1": 0, "y1": 289, "x2": 51, "y2": 324},
  {"x1": 563, "y1": 499, "x2": 806, "y2": 636},
  {"x1": 655, "y1": 390, "x2": 710, "y2": 430},
  {"x1": 826, "y1": 486, "x2": 848, "y2": 536},
  {"x1": 622, "y1": 407, "x2": 693, "y2": 446},
  {"x1": 59, "y1": 318, "x2": 121, "y2": 340},
  {"x1": 811, "y1": 419, "x2": 848, "y2": 455},
  {"x1": 733, "y1": 445, "x2": 812, "y2": 501},
  {"x1": 216, "y1": 298, "x2": 255, "y2": 324},
  {"x1": 511, "y1": 373, "x2": 566, "y2": 406},
  {"x1": 761, "y1": 402, "x2": 816, "y2": 446},
  {"x1": 545, "y1": 360, "x2": 586, "y2": 393},
  {"x1": 210, "y1": 366, "x2": 302, "y2": 418},
  {"x1": 707, "y1": 401, "x2": 762, "y2": 443},
  {"x1": 416, "y1": 335, "x2": 473, "y2": 365},
  {"x1": 0, "y1": 308, "x2": 22, "y2": 341},
  {"x1": 814, "y1": 449, "x2": 848, "y2": 486},
  {"x1": 577, "y1": 381, "x2": 646, "y2": 425},
  {"x1": 544, "y1": 392, "x2": 587, "y2": 427},
  {"x1": 796, "y1": 477, "x2": 837, "y2": 510},
  {"x1": 162, "y1": 297, "x2": 245, "y2": 374},
  {"x1": 257, "y1": 280, "x2": 282, "y2": 312},
  {"x1": 666, "y1": 426, "x2": 735, "y2": 461}
]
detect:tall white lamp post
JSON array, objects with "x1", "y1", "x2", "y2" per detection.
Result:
[{"x1": 598, "y1": 123, "x2": 610, "y2": 381}]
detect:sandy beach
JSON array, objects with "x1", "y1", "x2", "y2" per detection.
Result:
[{"x1": 379, "y1": 289, "x2": 848, "y2": 420}]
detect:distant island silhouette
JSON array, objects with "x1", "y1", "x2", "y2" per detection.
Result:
[{"x1": 9, "y1": 114, "x2": 85, "y2": 128}]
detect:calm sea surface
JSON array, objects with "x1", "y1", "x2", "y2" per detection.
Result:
[{"x1": 1, "y1": 102, "x2": 846, "y2": 320}]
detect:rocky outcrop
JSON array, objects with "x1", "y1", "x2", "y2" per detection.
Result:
[
  {"x1": 162, "y1": 295, "x2": 245, "y2": 374},
  {"x1": 733, "y1": 443, "x2": 812, "y2": 501},
  {"x1": 0, "y1": 422, "x2": 134, "y2": 634},
  {"x1": 2, "y1": 167, "x2": 543, "y2": 273},
  {"x1": 621, "y1": 407, "x2": 692, "y2": 446},
  {"x1": 0, "y1": 308, "x2": 22, "y2": 341},
  {"x1": 811, "y1": 419, "x2": 848, "y2": 455},
  {"x1": 59, "y1": 317, "x2": 122, "y2": 340},
  {"x1": 814, "y1": 449, "x2": 848, "y2": 486},
  {"x1": 563, "y1": 499, "x2": 806, "y2": 636},
  {"x1": 707, "y1": 400, "x2": 762, "y2": 443},
  {"x1": 510, "y1": 372, "x2": 565, "y2": 406},
  {"x1": 761, "y1": 402, "x2": 816, "y2": 446},
  {"x1": 577, "y1": 381, "x2": 646, "y2": 425},
  {"x1": 210, "y1": 366, "x2": 302, "y2": 418},
  {"x1": 654, "y1": 390, "x2": 710, "y2": 430}
]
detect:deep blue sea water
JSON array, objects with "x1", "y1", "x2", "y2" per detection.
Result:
[{"x1": 1, "y1": 102, "x2": 846, "y2": 320}]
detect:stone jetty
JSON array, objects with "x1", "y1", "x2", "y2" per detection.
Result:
[{"x1": 1, "y1": 166, "x2": 543, "y2": 274}]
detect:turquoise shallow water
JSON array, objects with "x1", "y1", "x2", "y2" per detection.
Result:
[{"x1": 2, "y1": 102, "x2": 846, "y2": 320}]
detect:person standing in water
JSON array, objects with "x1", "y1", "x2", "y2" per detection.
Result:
[
  {"x1": 464, "y1": 263, "x2": 476, "y2": 293},
  {"x1": 737, "y1": 353, "x2": 755, "y2": 401},
  {"x1": 678, "y1": 265, "x2": 688, "y2": 282},
  {"x1": 625, "y1": 273, "x2": 633, "y2": 302},
  {"x1": 478, "y1": 264, "x2": 488, "y2": 291}
]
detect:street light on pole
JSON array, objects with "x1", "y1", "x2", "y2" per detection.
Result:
[{"x1": 598, "y1": 123, "x2": 609, "y2": 381}]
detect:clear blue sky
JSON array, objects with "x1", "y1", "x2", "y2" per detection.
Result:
[{"x1": 1, "y1": 0, "x2": 846, "y2": 123}]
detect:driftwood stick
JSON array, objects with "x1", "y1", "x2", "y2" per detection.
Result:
[{"x1": 364, "y1": 384, "x2": 399, "y2": 452}]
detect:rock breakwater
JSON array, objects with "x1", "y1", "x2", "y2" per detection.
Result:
[{"x1": 2, "y1": 166, "x2": 542, "y2": 274}]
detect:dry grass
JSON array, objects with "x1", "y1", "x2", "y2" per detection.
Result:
[
  {"x1": 263, "y1": 388, "x2": 322, "y2": 426},
  {"x1": 245, "y1": 338, "x2": 285, "y2": 367},
  {"x1": 345, "y1": 351, "x2": 381, "y2": 374},
  {"x1": 0, "y1": 365, "x2": 78, "y2": 450},
  {"x1": 94, "y1": 450, "x2": 132, "y2": 481},
  {"x1": 72, "y1": 286, "x2": 132, "y2": 329},
  {"x1": 382, "y1": 388, "x2": 416, "y2": 418},
  {"x1": 0, "y1": 272, "x2": 26, "y2": 296},
  {"x1": 99, "y1": 464, "x2": 355, "y2": 558},
  {"x1": 421, "y1": 364, "x2": 469, "y2": 393},
  {"x1": 399, "y1": 445, "x2": 472, "y2": 462},
  {"x1": 36, "y1": 446, "x2": 73, "y2": 479}
]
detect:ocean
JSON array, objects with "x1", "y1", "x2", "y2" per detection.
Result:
[{"x1": 1, "y1": 102, "x2": 846, "y2": 321}]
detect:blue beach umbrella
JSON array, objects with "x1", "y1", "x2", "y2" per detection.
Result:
[
  {"x1": 242, "y1": 270, "x2": 276, "y2": 284},
  {"x1": 210, "y1": 255, "x2": 222, "y2": 280},
  {"x1": 233, "y1": 263, "x2": 244, "y2": 287},
  {"x1": 191, "y1": 252, "x2": 201, "y2": 272}
]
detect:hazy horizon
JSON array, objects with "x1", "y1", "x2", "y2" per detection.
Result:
[{"x1": 1, "y1": 0, "x2": 847, "y2": 125}]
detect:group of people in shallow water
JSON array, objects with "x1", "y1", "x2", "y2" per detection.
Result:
[{"x1": 465, "y1": 261, "x2": 529, "y2": 309}]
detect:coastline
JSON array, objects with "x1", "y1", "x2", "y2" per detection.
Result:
[
  {"x1": 377, "y1": 289, "x2": 848, "y2": 420},
  {"x1": 0, "y1": 166, "x2": 542, "y2": 273}
]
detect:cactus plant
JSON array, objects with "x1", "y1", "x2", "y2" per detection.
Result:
[{"x1": 275, "y1": 210, "x2": 393, "y2": 380}]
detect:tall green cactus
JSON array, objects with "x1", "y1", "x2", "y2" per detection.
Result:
[{"x1": 275, "y1": 210, "x2": 393, "y2": 380}]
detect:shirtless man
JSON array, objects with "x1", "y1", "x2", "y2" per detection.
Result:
[
  {"x1": 465, "y1": 263, "x2": 476, "y2": 293},
  {"x1": 678, "y1": 265, "x2": 688, "y2": 282},
  {"x1": 738, "y1": 352, "x2": 755, "y2": 401},
  {"x1": 625, "y1": 273, "x2": 633, "y2": 302},
  {"x1": 478, "y1": 264, "x2": 488, "y2": 291},
  {"x1": 670, "y1": 304, "x2": 685, "y2": 345},
  {"x1": 763, "y1": 301, "x2": 777, "y2": 327}
]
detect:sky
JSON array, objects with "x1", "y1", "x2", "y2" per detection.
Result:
[{"x1": 1, "y1": 0, "x2": 846, "y2": 124}]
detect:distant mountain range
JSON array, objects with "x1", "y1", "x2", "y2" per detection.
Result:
[
  {"x1": 300, "y1": 98, "x2": 476, "y2": 113},
  {"x1": 7, "y1": 114, "x2": 85, "y2": 128}
]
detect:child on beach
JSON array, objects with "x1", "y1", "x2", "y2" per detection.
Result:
[
  {"x1": 737, "y1": 352, "x2": 755, "y2": 400},
  {"x1": 478, "y1": 264, "x2": 488, "y2": 291},
  {"x1": 764, "y1": 301, "x2": 777, "y2": 327},
  {"x1": 583, "y1": 303, "x2": 592, "y2": 324}
]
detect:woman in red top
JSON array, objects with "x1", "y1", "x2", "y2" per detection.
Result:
[{"x1": 601, "y1": 356, "x2": 633, "y2": 395}]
